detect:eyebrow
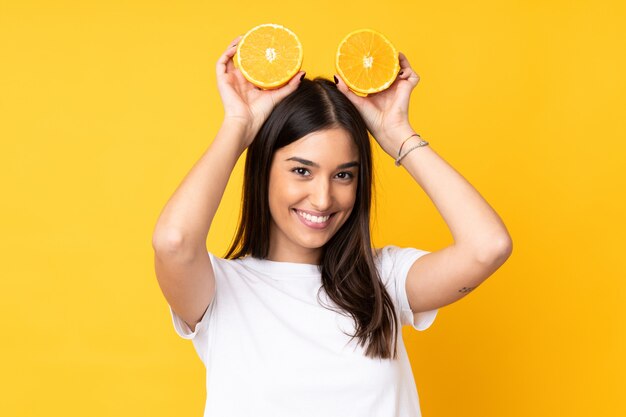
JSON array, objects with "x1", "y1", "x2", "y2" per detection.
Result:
[{"x1": 285, "y1": 157, "x2": 360, "y2": 170}]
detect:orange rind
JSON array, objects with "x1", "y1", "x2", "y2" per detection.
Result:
[
  {"x1": 335, "y1": 29, "x2": 400, "y2": 96},
  {"x1": 234, "y1": 23, "x2": 303, "y2": 90}
]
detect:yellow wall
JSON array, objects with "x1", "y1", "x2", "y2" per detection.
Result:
[{"x1": 2, "y1": 1, "x2": 624, "y2": 416}]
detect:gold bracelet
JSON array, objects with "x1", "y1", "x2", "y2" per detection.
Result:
[{"x1": 395, "y1": 135, "x2": 429, "y2": 166}]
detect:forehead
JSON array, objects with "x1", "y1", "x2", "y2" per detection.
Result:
[{"x1": 275, "y1": 128, "x2": 359, "y2": 161}]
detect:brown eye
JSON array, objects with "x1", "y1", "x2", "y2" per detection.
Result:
[
  {"x1": 336, "y1": 172, "x2": 354, "y2": 180},
  {"x1": 292, "y1": 167, "x2": 310, "y2": 176}
]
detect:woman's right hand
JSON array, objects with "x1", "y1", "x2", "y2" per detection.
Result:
[{"x1": 216, "y1": 35, "x2": 305, "y2": 149}]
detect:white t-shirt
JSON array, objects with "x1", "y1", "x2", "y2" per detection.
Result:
[{"x1": 169, "y1": 244, "x2": 438, "y2": 417}]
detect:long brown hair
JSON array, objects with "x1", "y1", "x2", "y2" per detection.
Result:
[{"x1": 224, "y1": 77, "x2": 400, "y2": 360}]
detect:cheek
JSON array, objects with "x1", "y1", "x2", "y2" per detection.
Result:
[
  {"x1": 268, "y1": 177, "x2": 302, "y2": 212},
  {"x1": 339, "y1": 185, "x2": 358, "y2": 221},
  {"x1": 341, "y1": 183, "x2": 358, "y2": 207}
]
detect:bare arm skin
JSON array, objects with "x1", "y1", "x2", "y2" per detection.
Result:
[
  {"x1": 152, "y1": 35, "x2": 305, "y2": 332},
  {"x1": 335, "y1": 52, "x2": 512, "y2": 314},
  {"x1": 152, "y1": 121, "x2": 248, "y2": 331},
  {"x1": 392, "y1": 134, "x2": 512, "y2": 313}
]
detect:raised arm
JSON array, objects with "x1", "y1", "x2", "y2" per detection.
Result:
[
  {"x1": 385, "y1": 136, "x2": 512, "y2": 312},
  {"x1": 152, "y1": 121, "x2": 248, "y2": 331},
  {"x1": 152, "y1": 36, "x2": 305, "y2": 331},
  {"x1": 335, "y1": 52, "x2": 512, "y2": 313}
]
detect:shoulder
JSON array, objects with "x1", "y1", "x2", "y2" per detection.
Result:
[
  {"x1": 206, "y1": 251, "x2": 250, "y2": 279},
  {"x1": 372, "y1": 244, "x2": 423, "y2": 262},
  {"x1": 372, "y1": 245, "x2": 430, "y2": 278}
]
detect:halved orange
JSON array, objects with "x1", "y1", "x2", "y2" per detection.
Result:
[
  {"x1": 234, "y1": 23, "x2": 303, "y2": 90},
  {"x1": 335, "y1": 29, "x2": 400, "y2": 96}
]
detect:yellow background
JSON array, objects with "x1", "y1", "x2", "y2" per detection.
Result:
[{"x1": 2, "y1": 0, "x2": 625, "y2": 416}]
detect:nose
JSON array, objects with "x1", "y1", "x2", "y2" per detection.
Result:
[{"x1": 308, "y1": 178, "x2": 333, "y2": 211}]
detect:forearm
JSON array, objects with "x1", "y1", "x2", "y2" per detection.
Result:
[
  {"x1": 395, "y1": 131, "x2": 512, "y2": 260},
  {"x1": 152, "y1": 120, "x2": 250, "y2": 253}
]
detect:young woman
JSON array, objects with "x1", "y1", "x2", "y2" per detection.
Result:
[{"x1": 152, "y1": 35, "x2": 512, "y2": 417}]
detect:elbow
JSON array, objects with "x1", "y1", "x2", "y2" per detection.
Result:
[
  {"x1": 495, "y1": 236, "x2": 513, "y2": 264},
  {"x1": 476, "y1": 234, "x2": 513, "y2": 266},
  {"x1": 152, "y1": 229, "x2": 186, "y2": 254},
  {"x1": 152, "y1": 230, "x2": 205, "y2": 264}
]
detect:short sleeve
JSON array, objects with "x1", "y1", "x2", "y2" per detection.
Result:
[
  {"x1": 166, "y1": 252, "x2": 220, "y2": 365},
  {"x1": 169, "y1": 301, "x2": 212, "y2": 340},
  {"x1": 377, "y1": 245, "x2": 439, "y2": 331}
]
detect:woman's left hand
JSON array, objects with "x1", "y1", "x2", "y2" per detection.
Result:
[{"x1": 334, "y1": 52, "x2": 420, "y2": 157}]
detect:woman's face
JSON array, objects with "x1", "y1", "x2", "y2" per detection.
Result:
[{"x1": 267, "y1": 127, "x2": 360, "y2": 264}]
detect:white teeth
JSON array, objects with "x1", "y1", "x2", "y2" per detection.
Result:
[{"x1": 297, "y1": 210, "x2": 330, "y2": 223}]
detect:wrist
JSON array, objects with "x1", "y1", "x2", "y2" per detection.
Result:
[
  {"x1": 221, "y1": 117, "x2": 257, "y2": 150},
  {"x1": 378, "y1": 125, "x2": 418, "y2": 155},
  {"x1": 394, "y1": 133, "x2": 429, "y2": 167}
]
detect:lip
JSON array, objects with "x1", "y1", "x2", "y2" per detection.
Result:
[{"x1": 292, "y1": 209, "x2": 335, "y2": 230}]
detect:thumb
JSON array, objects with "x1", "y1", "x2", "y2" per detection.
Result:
[
  {"x1": 334, "y1": 74, "x2": 365, "y2": 106},
  {"x1": 272, "y1": 71, "x2": 306, "y2": 101}
]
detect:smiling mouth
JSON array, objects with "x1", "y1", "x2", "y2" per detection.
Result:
[{"x1": 292, "y1": 209, "x2": 336, "y2": 227}]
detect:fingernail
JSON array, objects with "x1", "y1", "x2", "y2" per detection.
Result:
[
  {"x1": 300, "y1": 72, "x2": 306, "y2": 81},
  {"x1": 334, "y1": 75, "x2": 338, "y2": 84}
]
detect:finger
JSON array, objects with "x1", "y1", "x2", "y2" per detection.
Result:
[
  {"x1": 216, "y1": 35, "x2": 243, "y2": 76},
  {"x1": 271, "y1": 71, "x2": 306, "y2": 100},
  {"x1": 333, "y1": 74, "x2": 366, "y2": 106},
  {"x1": 397, "y1": 52, "x2": 420, "y2": 83},
  {"x1": 398, "y1": 51, "x2": 411, "y2": 68},
  {"x1": 228, "y1": 35, "x2": 242, "y2": 49}
]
